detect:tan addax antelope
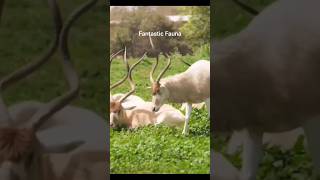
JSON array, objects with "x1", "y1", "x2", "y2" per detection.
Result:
[
  {"x1": 0, "y1": 0, "x2": 106, "y2": 179},
  {"x1": 110, "y1": 54, "x2": 185, "y2": 129},
  {"x1": 149, "y1": 56, "x2": 210, "y2": 135},
  {"x1": 213, "y1": 0, "x2": 320, "y2": 179}
]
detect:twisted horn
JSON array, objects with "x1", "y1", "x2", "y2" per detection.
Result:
[
  {"x1": 232, "y1": 0, "x2": 259, "y2": 15},
  {"x1": 29, "y1": 0, "x2": 98, "y2": 130},
  {"x1": 0, "y1": 0, "x2": 62, "y2": 126},
  {"x1": 180, "y1": 59, "x2": 191, "y2": 67},
  {"x1": 155, "y1": 55, "x2": 171, "y2": 83},
  {"x1": 148, "y1": 34, "x2": 158, "y2": 83},
  {"x1": 110, "y1": 49, "x2": 124, "y2": 63},
  {"x1": 148, "y1": 35, "x2": 155, "y2": 49},
  {"x1": 149, "y1": 56, "x2": 159, "y2": 84},
  {"x1": 110, "y1": 47, "x2": 130, "y2": 90},
  {"x1": 119, "y1": 53, "x2": 147, "y2": 103}
]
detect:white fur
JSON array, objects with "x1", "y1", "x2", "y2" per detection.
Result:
[
  {"x1": 180, "y1": 102, "x2": 206, "y2": 111},
  {"x1": 110, "y1": 101, "x2": 185, "y2": 129},
  {"x1": 214, "y1": 0, "x2": 320, "y2": 179},
  {"x1": 110, "y1": 93, "x2": 145, "y2": 108},
  {"x1": 152, "y1": 60, "x2": 210, "y2": 135}
]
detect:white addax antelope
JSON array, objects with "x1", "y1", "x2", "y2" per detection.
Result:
[
  {"x1": 226, "y1": 0, "x2": 307, "y2": 155},
  {"x1": 109, "y1": 54, "x2": 185, "y2": 129},
  {"x1": 178, "y1": 60, "x2": 207, "y2": 112},
  {"x1": 213, "y1": 0, "x2": 320, "y2": 179},
  {"x1": 149, "y1": 56, "x2": 210, "y2": 135},
  {"x1": 0, "y1": 0, "x2": 106, "y2": 179}
]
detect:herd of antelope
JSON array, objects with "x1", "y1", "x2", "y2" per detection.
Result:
[{"x1": 109, "y1": 47, "x2": 210, "y2": 134}]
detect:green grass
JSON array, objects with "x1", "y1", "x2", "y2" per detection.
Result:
[{"x1": 110, "y1": 52, "x2": 210, "y2": 174}]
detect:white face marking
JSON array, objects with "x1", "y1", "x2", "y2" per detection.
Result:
[
  {"x1": 152, "y1": 89, "x2": 166, "y2": 112},
  {"x1": 110, "y1": 112, "x2": 119, "y2": 128},
  {"x1": 110, "y1": 110, "x2": 128, "y2": 128}
]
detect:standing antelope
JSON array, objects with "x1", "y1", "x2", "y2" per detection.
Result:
[
  {"x1": 213, "y1": 0, "x2": 320, "y2": 179},
  {"x1": 0, "y1": 0, "x2": 106, "y2": 179},
  {"x1": 149, "y1": 56, "x2": 210, "y2": 135},
  {"x1": 178, "y1": 59, "x2": 207, "y2": 112},
  {"x1": 110, "y1": 54, "x2": 185, "y2": 129}
]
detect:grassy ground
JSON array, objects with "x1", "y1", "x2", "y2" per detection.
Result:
[
  {"x1": 214, "y1": 0, "x2": 313, "y2": 179},
  {"x1": 110, "y1": 51, "x2": 210, "y2": 174}
]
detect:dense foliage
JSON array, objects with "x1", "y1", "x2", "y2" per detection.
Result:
[{"x1": 179, "y1": 6, "x2": 210, "y2": 47}]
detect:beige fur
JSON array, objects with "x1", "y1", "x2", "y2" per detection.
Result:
[
  {"x1": 213, "y1": 0, "x2": 320, "y2": 178},
  {"x1": 110, "y1": 101, "x2": 185, "y2": 129},
  {"x1": 161, "y1": 60, "x2": 210, "y2": 104}
]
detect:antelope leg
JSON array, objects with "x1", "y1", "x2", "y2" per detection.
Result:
[
  {"x1": 240, "y1": 129, "x2": 263, "y2": 180},
  {"x1": 205, "y1": 98, "x2": 210, "y2": 117},
  {"x1": 182, "y1": 103, "x2": 192, "y2": 135},
  {"x1": 303, "y1": 118, "x2": 320, "y2": 179}
]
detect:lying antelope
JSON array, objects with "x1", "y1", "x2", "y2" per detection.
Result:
[
  {"x1": 110, "y1": 54, "x2": 185, "y2": 129},
  {"x1": 0, "y1": 0, "x2": 106, "y2": 179},
  {"x1": 213, "y1": 0, "x2": 320, "y2": 179},
  {"x1": 149, "y1": 56, "x2": 210, "y2": 135}
]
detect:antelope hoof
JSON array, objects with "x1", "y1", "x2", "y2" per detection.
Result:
[{"x1": 182, "y1": 129, "x2": 189, "y2": 135}]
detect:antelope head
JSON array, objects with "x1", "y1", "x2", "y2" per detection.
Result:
[
  {"x1": 109, "y1": 50, "x2": 146, "y2": 129},
  {"x1": 149, "y1": 55, "x2": 171, "y2": 112},
  {"x1": 0, "y1": 0, "x2": 97, "y2": 179}
]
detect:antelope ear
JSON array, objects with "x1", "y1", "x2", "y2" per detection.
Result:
[
  {"x1": 123, "y1": 105, "x2": 136, "y2": 110},
  {"x1": 41, "y1": 140, "x2": 85, "y2": 153}
]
